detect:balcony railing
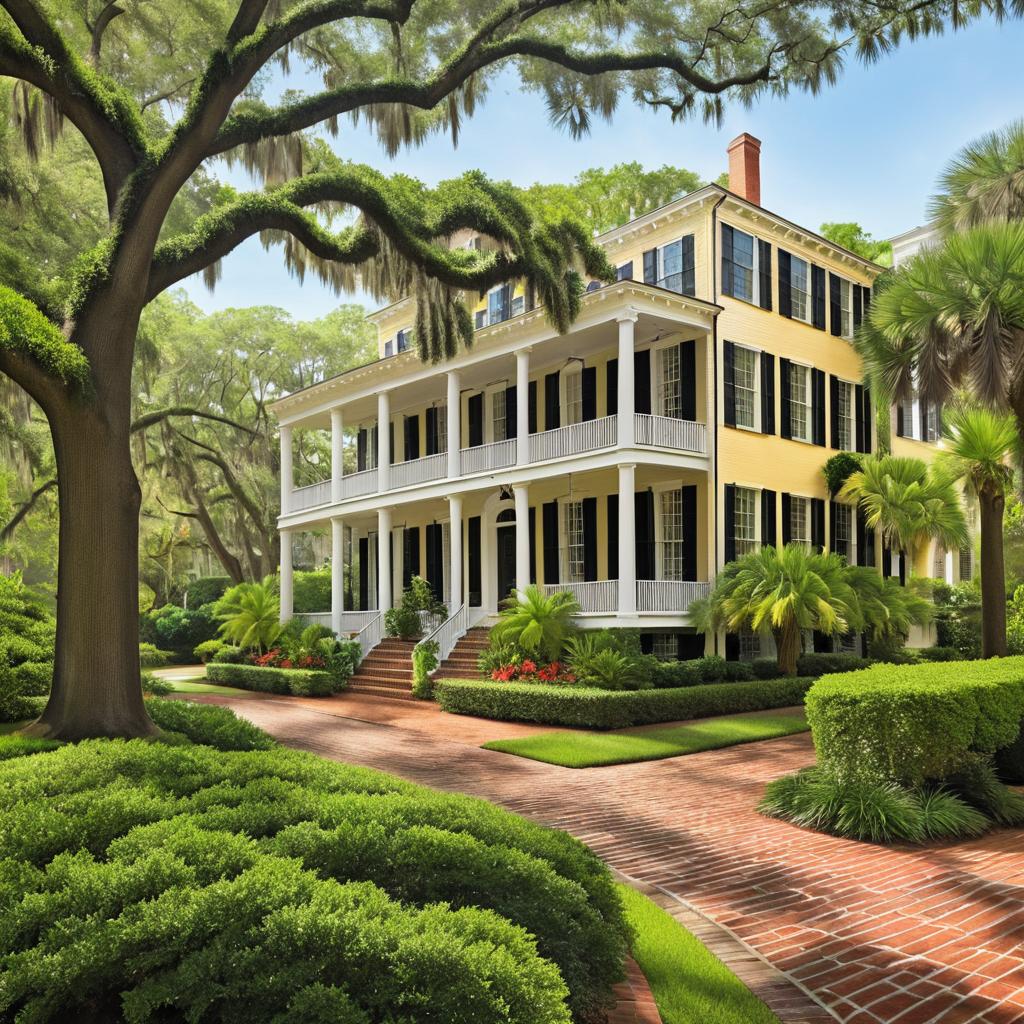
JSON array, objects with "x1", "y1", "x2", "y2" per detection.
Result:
[
  {"x1": 390, "y1": 452, "x2": 447, "y2": 489},
  {"x1": 634, "y1": 414, "x2": 707, "y2": 454},
  {"x1": 543, "y1": 580, "x2": 618, "y2": 614},
  {"x1": 528, "y1": 415, "x2": 617, "y2": 463},
  {"x1": 339, "y1": 468, "x2": 379, "y2": 499},
  {"x1": 290, "y1": 479, "x2": 331, "y2": 511},
  {"x1": 460, "y1": 438, "x2": 516, "y2": 475},
  {"x1": 636, "y1": 579, "x2": 709, "y2": 612}
]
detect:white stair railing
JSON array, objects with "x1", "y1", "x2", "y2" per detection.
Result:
[
  {"x1": 290, "y1": 479, "x2": 331, "y2": 511},
  {"x1": 460, "y1": 438, "x2": 516, "y2": 475},
  {"x1": 417, "y1": 602, "x2": 470, "y2": 668},
  {"x1": 356, "y1": 612, "x2": 384, "y2": 660},
  {"x1": 390, "y1": 452, "x2": 447, "y2": 489},
  {"x1": 634, "y1": 414, "x2": 707, "y2": 454}
]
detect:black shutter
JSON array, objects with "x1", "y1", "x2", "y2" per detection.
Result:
[
  {"x1": 582, "y1": 366, "x2": 597, "y2": 421},
  {"x1": 854, "y1": 384, "x2": 865, "y2": 452},
  {"x1": 856, "y1": 507, "x2": 867, "y2": 567},
  {"x1": 505, "y1": 385, "x2": 517, "y2": 439},
  {"x1": 862, "y1": 285, "x2": 872, "y2": 316},
  {"x1": 425, "y1": 407, "x2": 438, "y2": 456},
  {"x1": 389, "y1": 421, "x2": 395, "y2": 464},
  {"x1": 404, "y1": 414, "x2": 419, "y2": 461},
  {"x1": 467, "y1": 393, "x2": 483, "y2": 447},
  {"x1": 403, "y1": 526, "x2": 420, "y2": 589},
  {"x1": 528, "y1": 506, "x2": 537, "y2": 584},
  {"x1": 643, "y1": 248, "x2": 658, "y2": 285},
  {"x1": 606, "y1": 358, "x2": 618, "y2": 416},
  {"x1": 899, "y1": 553, "x2": 907, "y2": 587},
  {"x1": 607, "y1": 495, "x2": 619, "y2": 580},
  {"x1": 882, "y1": 544, "x2": 892, "y2": 578},
  {"x1": 761, "y1": 352, "x2": 775, "y2": 434},
  {"x1": 724, "y1": 484, "x2": 736, "y2": 563},
  {"x1": 725, "y1": 633, "x2": 740, "y2": 661},
  {"x1": 634, "y1": 349, "x2": 652, "y2": 415},
  {"x1": 811, "y1": 498, "x2": 825, "y2": 552},
  {"x1": 781, "y1": 492, "x2": 792, "y2": 545},
  {"x1": 853, "y1": 285, "x2": 863, "y2": 329},
  {"x1": 582, "y1": 497, "x2": 598, "y2": 582},
  {"x1": 829, "y1": 500, "x2": 838, "y2": 554},
  {"x1": 542, "y1": 501, "x2": 559, "y2": 585},
  {"x1": 861, "y1": 387, "x2": 872, "y2": 453},
  {"x1": 544, "y1": 371, "x2": 560, "y2": 430},
  {"x1": 525, "y1": 280, "x2": 536, "y2": 312},
  {"x1": 357, "y1": 428, "x2": 367, "y2": 472},
  {"x1": 681, "y1": 486, "x2": 698, "y2": 581},
  {"x1": 761, "y1": 489, "x2": 776, "y2": 547},
  {"x1": 425, "y1": 524, "x2": 443, "y2": 601},
  {"x1": 829, "y1": 274, "x2": 842, "y2": 337},
  {"x1": 635, "y1": 490, "x2": 656, "y2": 580},
  {"x1": 758, "y1": 239, "x2": 772, "y2": 310},
  {"x1": 358, "y1": 536, "x2": 369, "y2": 610},
  {"x1": 498, "y1": 284, "x2": 510, "y2": 322},
  {"x1": 812, "y1": 368, "x2": 826, "y2": 446},
  {"x1": 681, "y1": 235, "x2": 696, "y2": 295},
  {"x1": 616, "y1": 260, "x2": 634, "y2": 281},
  {"x1": 679, "y1": 341, "x2": 696, "y2": 420},
  {"x1": 528, "y1": 380, "x2": 538, "y2": 434},
  {"x1": 779, "y1": 358, "x2": 792, "y2": 439},
  {"x1": 919, "y1": 401, "x2": 928, "y2": 443},
  {"x1": 468, "y1": 517, "x2": 481, "y2": 606},
  {"x1": 896, "y1": 404, "x2": 905, "y2": 438},
  {"x1": 778, "y1": 250, "x2": 792, "y2": 318},
  {"x1": 812, "y1": 265, "x2": 826, "y2": 330},
  {"x1": 721, "y1": 224, "x2": 734, "y2": 297},
  {"x1": 830, "y1": 375, "x2": 841, "y2": 449},
  {"x1": 723, "y1": 341, "x2": 737, "y2": 427}
]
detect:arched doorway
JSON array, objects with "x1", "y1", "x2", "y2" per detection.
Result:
[{"x1": 495, "y1": 508, "x2": 516, "y2": 604}]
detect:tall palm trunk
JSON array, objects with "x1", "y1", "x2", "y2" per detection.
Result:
[
  {"x1": 775, "y1": 620, "x2": 801, "y2": 676},
  {"x1": 978, "y1": 482, "x2": 1007, "y2": 658}
]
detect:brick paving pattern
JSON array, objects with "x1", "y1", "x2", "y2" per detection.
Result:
[{"x1": 189, "y1": 694, "x2": 1024, "y2": 1024}]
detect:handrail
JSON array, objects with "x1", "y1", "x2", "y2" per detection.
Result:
[
  {"x1": 355, "y1": 611, "x2": 384, "y2": 660},
  {"x1": 416, "y1": 602, "x2": 469, "y2": 666}
]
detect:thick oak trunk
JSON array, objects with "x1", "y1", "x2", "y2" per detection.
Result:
[
  {"x1": 978, "y1": 486, "x2": 1007, "y2": 659},
  {"x1": 24, "y1": 404, "x2": 157, "y2": 739}
]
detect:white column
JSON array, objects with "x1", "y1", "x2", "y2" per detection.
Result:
[
  {"x1": 377, "y1": 507, "x2": 393, "y2": 611},
  {"x1": 377, "y1": 391, "x2": 391, "y2": 491},
  {"x1": 448, "y1": 495, "x2": 463, "y2": 608},
  {"x1": 618, "y1": 464, "x2": 637, "y2": 615},
  {"x1": 516, "y1": 348, "x2": 530, "y2": 466},
  {"x1": 617, "y1": 312, "x2": 638, "y2": 448},
  {"x1": 279, "y1": 424, "x2": 293, "y2": 515},
  {"x1": 331, "y1": 517, "x2": 344, "y2": 634},
  {"x1": 446, "y1": 370, "x2": 461, "y2": 479},
  {"x1": 279, "y1": 529, "x2": 293, "y2": 624},
  {"x1": 514, "y1": 484, "x2": 530, "y2": 594},
  {"x1": 330, "y1": 408, "x2": 344, "y2": 504}
]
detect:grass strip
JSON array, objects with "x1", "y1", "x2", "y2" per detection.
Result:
[
  {"x1": 483, "y1": 711, "x2": 808, "y2": 768},
  {"x1": 617, "y1": 884, "x2": 778, "y2": 1023},
  {"x1": 168, "y1": 679, "x2": 255, "y2": 696}
]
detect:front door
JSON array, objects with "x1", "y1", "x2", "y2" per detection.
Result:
[{"x1": 496, "y1": 525, "x2": 516, "y2": 605}]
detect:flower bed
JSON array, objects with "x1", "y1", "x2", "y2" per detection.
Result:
[
  {"x1": 206, "y1": 662, "x2": 338, "y2": 696},
  {"x1": 490, "y1": 659, "x2": 576, "y2": 684}
]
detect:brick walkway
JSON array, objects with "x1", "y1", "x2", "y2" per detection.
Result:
[{"x1": 188, "y1": 694, "x2": 1024, "y2": 1024}]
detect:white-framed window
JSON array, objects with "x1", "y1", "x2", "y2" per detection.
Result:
[
  {"x1": 836, "y1": 378, "x2": 854, "y2": 450},
  {"x1": 384, "y1": 340, "x2": 394, "y2": 357},
  {"x1": 660, "y1": 490, "x2": 684, "y2": 581},
  {"x1": 724, "y1": 227, "x2": 757, "y2": 304},
  {"x1": 788, "y1": 363, "x2": 811, "y2": 442},
  {"x1": 563, "y1": 366, "x2": 583, "y2": 426},
  {"x1": 361, "y1": 424, "x2": 379, "y2": 471},
  {"x1": 565, "y1": 500, "x2": 585, "y2": 583},
  {"x1": 658, "y1": 345, "x2": 682, "y2": 419},
  {"x1": 924, "y1": 401, "x2": 940, "y2": 442},
  {"x1": 839, "y1": 279, "x2": 854, "y2": 339},
  {"x1": 790, "y1": 256, "x2": 810, "y2": 323},
  {"x1": 491, "y1": 389, "x2": 507, "y2": 442},
  {"x1": 474, "y1": 309, "x2": 486, "y2": 330},
  {"x1": 833, "y1": 503, "x2": 854, "y2": 562},
  {"x1": 735, "y1": 486, "x2": 758, "y2": 557},
  {"x1": 511, "y1": 294, "x2": 525, "y2": 317},
  {"x1": 435, "y1": 404, "x2": 448, "y2": 454},
  {"x1": 733, "y1": 345, "x2": 758, "y2": 430},
  {"x1": 789, "y1": 496, "x2": 810, "y2": 549},
  {"x1": 487, "y1": 284, "x2": 511, "y2": 326}
]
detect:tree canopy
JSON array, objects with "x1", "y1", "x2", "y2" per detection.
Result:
[{"x1": 819, "y1": 222, "x2": 892, "y2": 266}]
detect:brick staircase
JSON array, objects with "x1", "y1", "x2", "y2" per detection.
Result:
[
  {"x1": 436, "y1": 627, "x2": 490, "y2": 679},
  {"x1": 346, "y1": 638, "x2": 418, "y2": 701}
]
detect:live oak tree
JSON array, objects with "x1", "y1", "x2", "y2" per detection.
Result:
[{"x1": 0, "y1": 0, "x2": 1010, "y2": 739}]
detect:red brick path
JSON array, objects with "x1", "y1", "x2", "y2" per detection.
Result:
[{"x1": 192, "y1": 695, "x2": 1024, "y2": 1024}]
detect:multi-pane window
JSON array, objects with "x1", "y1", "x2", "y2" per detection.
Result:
[
  {"x1": 652, "y1": 634, "x2": 678, "y2": 660},
  {"x1": 659, "y1": 346, "x2": 682, "y2": 419},
  {"x1": 474, "y1": 309, "x2": 486, "y2": 330},
  {"x1": 833, "y1": 503, "x2": 853, "y2": 562},
  {"x1": 924, "y1": 401, "x2": 940, "y2": 442},
  {"x1": 790, "y1": 256, "x2": 810, "y2": 322},
  {"x1": 789, "y1": 363, "x2": 811, "y2": 441},
  {"x1": 384, "y1": 340, "x2": 394, "y2": 357},
  {"x1": 836, "y1": 379, "x2": 854, "y2": 450},
  {"x1": 487, "y1": 285, "x2": 510, "y2": 326},
  {"x1": 789, "y1": 496, "x2": 810, "y2": 548},
  {"x1": 565, "y1": 369, "x2": 583, "y2": 426},
  {"x1": 396, "y1": 329, "x2": 410, "y2": 353},
  {"x1": 660, "y1": 239, "x2": 695, "y2": 294},
  {"x1": 725, "y1": 228, "x2": 756, "y2": 303},
  {"x1": 733, "y1": 345, "x2": 758, "y2": 429},
  {"x1": 960, "y1": 545, "x2": 974, "y2": 582},
  {"x1": 734, "y1": 487, "x2": 757, "y2": 557},
  {"x1": 839, "y1": 279, "x2": 854, "y2": 338},
  {"x1": 511, "y1": 294, "x2": 525, "y2": 317},
  {"x1": 491, "y1": 390, "x2": 507, "y2": 442},
  {"x1": 565, "y1": 500, "x2": 585, "y2": 583},
  {"x1": 660, "y1": 490, "x2": 684, "y2": 581},
  {"x1": 435, "y1": 405, "x2": 448, "y2": 454},
  {"x1": 739, "y1": 631, "x2": 762, "y2": 661}
]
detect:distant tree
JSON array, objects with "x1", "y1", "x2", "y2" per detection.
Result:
[{"x1": 820, "y1": 221, "x2": 892, "y2": 266}]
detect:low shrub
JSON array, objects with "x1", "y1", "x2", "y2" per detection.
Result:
[
  {"x1": 0, "y1": 573, "x2": 54, "y2": 722},
  {"x1": 140, "y1": 602, "x2": 219, "y2": 658},
  {"x1": 490, "y1": 659, "x2": 577, "y2": 685},
  {"x1": 565, "y1": 634, "x2": 649, "y2": 691},
  {"x1": 434, "y1": 676, "x2": 812, "y2": 729},
  {"x1": 648, "y1": 655, "x2": 756, "y2": 689},
  {"x1": 194, "y1": 638, "x2": 227, "y2": 663},
  {"x1": 141, "y1": 672, "x2": 173, "y2": 697},
  {"x1": 292, "y1": 569, "x2": 331, "y2": 613},
  {"x1": 915, "y1": 645, "x2": 964, "y2": 662},
  {"x1": 751, "y1": 658, "x2": 783, "y2": 679},
  {"x1": 795, "y1": 652, "x2": 872, "y2": 677},
  {"x1": 385, "y1": 576, "x2": 447, "y2": 639},
  {"x1": 139, "y1": 642, "x2": 173, "y2": 668},
  {"x1": 146, "y1": 698, "x2": 275, "y2": 751},
  {"x1": 211, "y1": 644, "x2": 246, "y2": 664},
  {"x1": 412, "y1": 639, "x2": 439, "y2": 699},
  {"x1": 206, "y1": 662, "x2": 338, "y2": 696}
]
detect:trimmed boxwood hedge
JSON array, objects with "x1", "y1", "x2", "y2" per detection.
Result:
[
  {"x1": 434, "y1": 676, "x2": 812, "y2": 729},
  {"x1": 0, "y1": 702, "x2": 627, "y2": 1023},
  {"x1": 206, "y1": 662, "x2": 337, "y2": 696}
]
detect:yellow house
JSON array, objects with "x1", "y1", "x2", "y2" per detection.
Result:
[{"x1": 271, "y1": 134, "x2": 961, "y2": 671}]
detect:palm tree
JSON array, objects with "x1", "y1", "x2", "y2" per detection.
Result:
[
  {"x1": 214, "y1": 576, "x2": 282, "y2": 654},
  {"x1": 839, "y1": 454, "x2": 967, "y2": 576},
  {"x1": 492, "y1": 585, "x2": 580, "y2": 663},
  {"x1": 929, "y1": 120, "x2": 1024, "y2": 233},
  {"x1": 845, "y1": 566, "x2": 933, "y2": 649},
  {"x1": 938, "y1": 406, "x2": 1016, "y2": 657}
]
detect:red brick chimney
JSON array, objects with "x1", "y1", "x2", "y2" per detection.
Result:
[{"x1": 727, "y1": 133, "x2": 762, "y2": 206}]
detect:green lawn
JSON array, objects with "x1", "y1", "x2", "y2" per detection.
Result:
[
  {"x1": 483, "y1": 710, "x2": 808, "y2": 768},
  {"x1": 0, "y1": 721, "x2": 29, "y2": 735},
  {"x1": 164, "y1": 678, "x2": 255, "y2": 696},
  {"x1": 618, "y1": 884, "x2": 778, "y2": 1024}
]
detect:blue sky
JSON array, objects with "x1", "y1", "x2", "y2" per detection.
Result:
[{"x1": 180, "y1": 15, "x2": 1024, "y2": 320}]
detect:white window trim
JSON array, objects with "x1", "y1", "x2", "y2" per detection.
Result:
[
  {"x1": 832, "y1": 501, "x2": 857, "y2": 564},
  {"x1": 788, "y1": 493, "x2": 811, "y2": 550},
  {"x1": 788, "y1": 361, "x2": 813, "y2": 443},
  {"x1": 838, "y1": 278, "x2": 854, "y2": 340},
  {"x1": 732, "y1": 484, "x2": 761, "y2": 558},
  {"x1": 651, "y1": 481, "x2": 688, "y2": 581},
  {"x1": 789, "y1": 254, "x2": 811, "y2": 325},
  {"x1": 835, "y1": 376, "x2": 856, "y2": 451},
  {"x1": 722, "y1": 224, "x2": 761, "y2": 306},
  {"x1": 560, "y1": 361, "x2": 584, "y2": 427},
  {"x1": 486, "y1": 384, "x2": 508, "y2": 444},
  {"x1": 731, "y1": 342, "x2": 762, "y2": 433}
]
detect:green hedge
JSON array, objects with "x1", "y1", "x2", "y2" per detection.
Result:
[
  {"x1": 293, "y1": 569, "x2": 331, "y2": 614},
  {"x1": 806, "y1": 657, "x2": 1024, "y2": 788},
  {"x1": 206, "y1": 662, "x2": 337, "y2": 696},
  {"x1": 0, "y1": 710, "x2": 627, "y2": 1022},
  {"x1": 434, "y1": 676, "x2": 812, "y2": 729}
]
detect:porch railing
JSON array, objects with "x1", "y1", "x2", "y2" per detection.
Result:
[
  {"x1": 634, "y1": 414, "x2": 707, "y2": 454},
  {"x1": 338, "y1": 468, "x2": 379, "y2": 499},
  {"x1": 356, "y1": 612, "x2": 384, "y2": 660},
  {"x1": 290, "y1": 479, "x2": 331, "y2": 511},
  {"x1": 528, "y1": 415, "x2": 617, "y2": 463},
  {"x1": 543, "y1": 580, "x2": 619, "y2": 614},
  {"x1": 293, "y1": 611, "x2": 332, "y2": 629},
  {"x1": 460, "y1": 438, "x2": 516, "y2": 475},
  {"x1": 636, "y1": 579, "x2": 709, "y2": 612},
  {"x1": 390, "y1": 452, "x2": 447, "y2": 490}
]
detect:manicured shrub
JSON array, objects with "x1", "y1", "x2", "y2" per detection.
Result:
[
  {"x1": 211, "y1": 643, "x2": 246, "y2": 664},
  {"x1": 434, "y1": 676, "x2": 812, "y2": 729},
  {"x1": 795, "y1": 652, "x2": 871, "y2": 677},
  {"x1": 139, "y1": 641, "x2": 173, "y2": 668},
  {"x1": 11, "y1": 660, "x2": 50, "y2": 695},
  {"x1": 915, "y1": 645, "x2": 964, "y2": 662},
  {"x1": 206, "y1": 662, "x2": 338, "y2": 696},
  {"x1": 293, "y1": 569, "x2": 331, "y2": 613},
  {"x1": 648, "y1": 659, "x2": 702, "y2": 688},
  {"x1": 412, "y1": 639, "x2": 439, "y2": 699},
  {"x1": 146, "y1": 698, "x2": 275, "y2": 751},
  {"x1": 194, "y1": 638, "x2": 227, "y2": 663},
  {"x1": 140, "y1": 603, "x2": 219, "y2": 658},
  {"x1": 0, "y1": 573, "x2": 55, "y2": 721},
  {"x1": 141, "y1": 672, "x2": 173, "y2": 697},
  {"x1": 751, "y1": 658, "x2": 783, "y2": 679}
]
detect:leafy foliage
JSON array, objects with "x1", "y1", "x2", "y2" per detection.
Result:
[
  {"x1": 384, "y1": 576, "x2": 447, "y2": 639},
  {"x1": 822, "y1": 451, "x2": 863, "y2": 496},
  {"x1": 819, "y1": 222, "x2": 893, "y2": 265},
  {"x1": 206, "y1": 662, "x2": 338, "y2": 696},
  {"x1": 412, "y1": 639, "x2": 439, "y2": 699},
  {"x1": 0, "y1": 571, "x2": 54, "y2": 722},
  {"x1": 214, "y1": 576, "x2": 281, "y2": 653},
  {"x1": 492, "y1": 586, "x2": 579, "y2": 663}
]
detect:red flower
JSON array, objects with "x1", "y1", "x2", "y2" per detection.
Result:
[{"x1": 521, "y1": 659, "x2": 537, "y2": 675}]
